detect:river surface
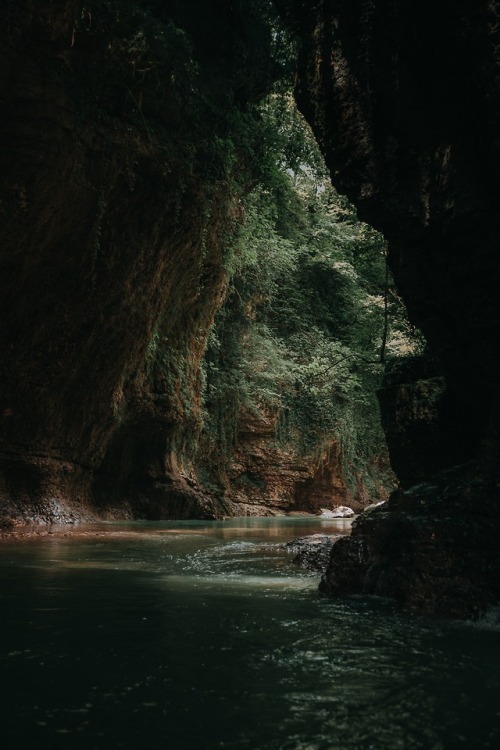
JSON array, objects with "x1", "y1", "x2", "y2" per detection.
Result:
[{"x1": 1, "y1": 516, "x2": 499, "y2": 750}]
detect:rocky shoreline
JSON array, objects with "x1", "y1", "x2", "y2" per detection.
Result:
[{"x1": 320, "y1": 464, "x2": 500, "y2": 619}]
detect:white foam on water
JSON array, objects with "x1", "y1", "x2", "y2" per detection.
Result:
[{"x1": 157, "y1": 573, "x2": 316, "y2": 592}]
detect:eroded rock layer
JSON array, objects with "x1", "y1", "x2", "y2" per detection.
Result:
[
  {"x1": 0, "y1": 1, "x2": 275, "y2": 525},
  {"x1": 218, "y1": 408, "x2": 389, "y2": 516},
  {"x1": 278, "y1": 0, "x2": 500, "y2": 614}
]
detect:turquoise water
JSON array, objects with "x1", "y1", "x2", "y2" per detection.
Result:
[{"x1": 1, "y1": 517, "x2": 499, "y2": 749}]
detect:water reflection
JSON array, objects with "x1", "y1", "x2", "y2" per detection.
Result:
[{"x1": 1, "y1": 517, "x2": 499, "y2": 750}]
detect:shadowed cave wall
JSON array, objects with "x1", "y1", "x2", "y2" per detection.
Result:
[
  {"x1": 277, "y1": 0, "x2": 500, "y2": 616},
  {"x1": 0, "y1": 0, "x2": 279, "y2": 524},
  {"x1": 1, "y1": 0, "x2": 372, "y2": 527}
]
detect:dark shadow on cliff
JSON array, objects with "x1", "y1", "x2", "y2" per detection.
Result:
[{"x1": 276, "y1": 0, "x2": 500, "y2": 616}]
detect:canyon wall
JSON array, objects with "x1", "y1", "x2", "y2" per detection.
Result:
[
  {"x1": 3, "y1": 0, "x2": 499, "y2": 614},
  {"x1": 203, "y1": 407, "x2": 389, "y2": 517},
  {"x1": 0, "y1": 1, "x2": 387, "y2": 528},
  {"x1": 0, "y1": 1, "x2": 276, "y2": 525},
  {"x1": 278, "y1": 0, "x2": 500, "y2": 614}
]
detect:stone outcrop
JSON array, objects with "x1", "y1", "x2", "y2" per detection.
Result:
[
  {"x1": 277, "y1": 0, "x2": 500, "y2": 614},
  {"x1": 286, "y1": 534, "x2": 342, "y2": 571},
  {"x1": 377, "y1": 356, "x2": 473, "y2": 488},
  {"x1": 212, "y1": 407, "x2": 389, "y2": 516},
  {"x1": 0, "y1": 1, "x2": 275, "y2": 524},
  {"x1": 320, "y1": 465, "x2": 500, "y2": 619}
]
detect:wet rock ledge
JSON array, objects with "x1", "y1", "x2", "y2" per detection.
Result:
[
  {"x1": 286, "y1": 534, "x2": 342, "y2": 571},
  {"x1": 320, "y1": 464, "x2": 500, "y2": 619}
]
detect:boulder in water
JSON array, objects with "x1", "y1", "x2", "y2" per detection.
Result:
[
  {"x1": 285, "y1": 534, "x2": 340, "y2": 571},
  {"x1": 319, "y1": 506, "x2": 355, "y2": 518}
]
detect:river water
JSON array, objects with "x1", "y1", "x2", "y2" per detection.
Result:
[{"x1": 1, "y1": 517, "x2": 499, "y2": 749}]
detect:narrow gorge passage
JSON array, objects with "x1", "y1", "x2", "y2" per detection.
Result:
[
  {"x1": 1, "y1": 2, "x2": 500, "y2": 748},
  {"x1": 1, "y1": 518, "x2": 499, "y2": 750}
]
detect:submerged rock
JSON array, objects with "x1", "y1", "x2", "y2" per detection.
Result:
[{"x1": 286, "y1": 534, "x2": 340, "y2": 571}]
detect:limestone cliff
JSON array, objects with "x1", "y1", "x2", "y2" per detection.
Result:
[
  {"x1": 210, "y1": 408, "x2": 389, "y2": 516},
  {"x1": 278, "y1": 0, "x2": 500, "y2": 614},
  {"x1": 0, "y1": 1, "x2": 276, "y2": 525}
]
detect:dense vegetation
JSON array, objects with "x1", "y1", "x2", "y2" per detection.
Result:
[
  {"x1": 200, "y1": 96, "x2": 423, "y2": 496},
  {"x1": 62, "y1": 1, "x2": 423, "y2": 505}
]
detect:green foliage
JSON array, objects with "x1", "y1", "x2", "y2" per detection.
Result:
[
  {"x1": 201, "y1": 95, "x2": 423, "y2": 485},
  {"x1": 65, "y1": 1, "x2": 289, "y2": 196},
  {"x1": 64, "y1": 2, "x2": 422, "y2": 486}
]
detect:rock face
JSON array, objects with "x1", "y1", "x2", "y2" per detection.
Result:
[
  {"x1": 280, "y1": 0, "x2": 500, "y2": 464},
  {"x1": 320, "y1": 465, "x2": 500, "y2": 619},
  {"x1": 0, "y1": 1, "x2": 275, "y2": 524},
  {"x1": 286, "y1": 534, "x2": 341, "y2": 571},
  {"x1": 212, "y1": 408, "x2": 388, "y2": 516},
  {"x1": 0, "y1": 1, "x2": 392, "y2": 527},
  {"x1": 277, "y1": 0, "x2": 500, "y2": 614},
  {"x1": 377, "y1": 356, "x2": 473, "y2": 488},
  {"x1": 227, "y1": 411, "x2": 347, "y2": 515}
]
